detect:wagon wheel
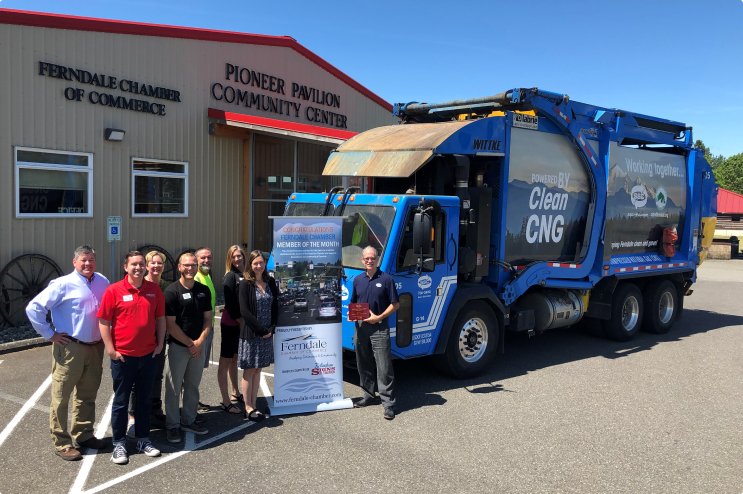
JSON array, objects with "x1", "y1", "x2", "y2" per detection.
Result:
[
  {"x1": 0, "y1": 254, "x2": 63, "y2": 326},
  {"x1": 137, "y1": 245, "x2": 177, "y2": 283},
  {"x1": 177, "y1": 248, "x2": 196, "y2": 263}
]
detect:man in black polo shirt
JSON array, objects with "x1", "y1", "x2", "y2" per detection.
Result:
[
  {"x1": 350, "y1": 246, "x2": 400, "y2": 420},
  {"x1": 163, "y1": 253, "x2": 213, "y2": 443}
]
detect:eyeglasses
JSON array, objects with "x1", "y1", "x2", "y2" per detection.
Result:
[
  {"x1": 181, "y1": 263, "x2": 197, "y2": 268},
  {"x1": 362, "y1": 257, "x2": 377, "y2": 262}
]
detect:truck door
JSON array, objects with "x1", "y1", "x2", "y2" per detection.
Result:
[{"x1": 391, "y1": 204, "x2": 456, "y2": 356}]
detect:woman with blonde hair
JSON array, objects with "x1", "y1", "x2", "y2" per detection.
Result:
[
  {"x1": 219, "y1": 245, "x2": 246, "y2": 414},
  {"x1": 238, "y1": 250, "x2": 278, "y2": 421}
]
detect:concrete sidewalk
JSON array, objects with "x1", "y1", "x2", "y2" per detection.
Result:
[{"x1": 697, "y1": 259, "x2": 743, "y2": 282}]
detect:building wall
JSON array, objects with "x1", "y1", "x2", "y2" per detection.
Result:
[{"x1": 0, "y1": 22, "x2": 393, "y2": 283}]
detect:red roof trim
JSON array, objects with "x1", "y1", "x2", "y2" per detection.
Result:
[
  {"x1": 0, "y1": 8, "x2": 393, "y2": 113},
  {"x1": 208, "y1": 108, "x2": 358, "y2": 141},
  {"x1": 717, "y1": 187, "x2": 743, "y2": 215}
]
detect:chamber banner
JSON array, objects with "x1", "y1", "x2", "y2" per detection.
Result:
[{"x1": 268, "y1": 216, "x2": 352, "y2": 416}]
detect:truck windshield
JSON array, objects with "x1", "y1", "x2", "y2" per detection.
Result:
[
  {"x1": 284, "y1": 202, "x2": 396, "y2": 269},
  {"x1": 341, "y1": 205, "x2": 396, "y2": 269},
  {"x1": 285, "y1": 202, "x2": 334, "y2": 216}
]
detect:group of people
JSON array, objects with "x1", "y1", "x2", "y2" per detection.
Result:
[
  {"x1": 25, "y1": 242, "x2": 401, "y2": 466},
  {"x1": 26, "y1": 245, "x2": 279, "y2": 465}
]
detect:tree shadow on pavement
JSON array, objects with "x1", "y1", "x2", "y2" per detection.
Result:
[{"x1": 343, "y1": 308, "x2": 743, "y2": 415}]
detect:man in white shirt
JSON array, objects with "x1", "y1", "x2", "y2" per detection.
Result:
[{"x1": 26, "y1": 246, "x2": 110, "y2": 461}]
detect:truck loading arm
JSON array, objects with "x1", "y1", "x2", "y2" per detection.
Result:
[{"x1": 399, "y1": 88, "x2": 609, "y2": 306}]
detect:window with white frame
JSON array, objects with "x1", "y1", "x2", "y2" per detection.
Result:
[
  {"x1": 15, "y1": 147, "x2": 93, "y2": 217},
  {"x1": 132, "y1": 158, "x2": 188, "y2": 217}
]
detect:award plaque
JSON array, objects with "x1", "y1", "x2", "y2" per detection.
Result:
[{"x1": 348, "y1": 303, "x2": 370, "y2": 321}]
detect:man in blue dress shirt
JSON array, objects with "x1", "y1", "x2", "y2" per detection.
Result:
[
  {"x1": 26, "y1": 245, "x2": 110, "y2": 461},
  {"x1": 350, "y1": 246, "x2": 400, "y2": 420}
]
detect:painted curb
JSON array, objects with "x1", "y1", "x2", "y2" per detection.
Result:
[{"x1": 0, "y1": 337, "x2": 51, "y2": 355}]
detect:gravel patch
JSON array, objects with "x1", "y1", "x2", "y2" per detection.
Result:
[{"x1": 0, "y1": 322, "x2": 39, "y2": 344}]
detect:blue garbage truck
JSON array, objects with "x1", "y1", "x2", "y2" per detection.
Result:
[{"x1": 276, "y1": 88, "x2": 718, "y2": 378}]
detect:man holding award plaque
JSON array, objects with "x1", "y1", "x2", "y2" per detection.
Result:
[{"x1": 349, "y1": 246, "x2": 399, "y2": 420}]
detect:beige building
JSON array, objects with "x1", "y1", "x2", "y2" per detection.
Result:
[{"x1": 0, "y1": 9, "x2": 393, "y2": 324}]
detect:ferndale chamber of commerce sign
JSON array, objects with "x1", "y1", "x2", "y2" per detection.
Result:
[
  {"x1": 211, "y1": 63, "x2": 349, "y2": 129},
  {"x1": 37, "y1": 61, "x2": 181, "y2": 116}
]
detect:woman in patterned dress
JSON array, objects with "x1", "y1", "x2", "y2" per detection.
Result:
[{"x1": 237, "y1": 250, "x2": 278, "y2": 421}]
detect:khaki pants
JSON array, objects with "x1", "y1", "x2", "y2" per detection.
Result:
[{"x1": 49, "y1": 340, "x2": 104, "y2": 450}]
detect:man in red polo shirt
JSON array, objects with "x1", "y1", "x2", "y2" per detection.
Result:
[{"x1": 98, "y1": 251, "x2": 165, "y2": 465}]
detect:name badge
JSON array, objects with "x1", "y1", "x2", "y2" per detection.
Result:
[
  {"x1": 376, "y1": 283, "x2": 382, "y2": 287},
  {"x1": 123, "y1": 295, "x2": 133, "y2": 302},
  {"x1": 183, "y1": 293, "x2": 192, "y2": 300}
]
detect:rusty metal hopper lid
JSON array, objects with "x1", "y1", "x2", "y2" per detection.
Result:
[{"x1": 322, "y1": 120, "x2": 474, "y2": 177}]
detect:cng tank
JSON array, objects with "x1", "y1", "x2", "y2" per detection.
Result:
[{"x1": 518, "y1": 289, "x2": 585, "y2": 331}]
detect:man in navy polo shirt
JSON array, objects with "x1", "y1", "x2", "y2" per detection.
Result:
[{"x1": 350, "y1": 246, "x2": 400, "y2": 420}]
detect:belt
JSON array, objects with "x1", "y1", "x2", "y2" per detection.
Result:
[{"x1": 67, "y1": 336, "x2": 102, "y2": 346}]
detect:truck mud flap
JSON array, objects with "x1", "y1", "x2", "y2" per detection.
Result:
[
  {"x1": 585, "y1": 276, "x2": 618, "y2": 320},
  {"x1": 433, "y1": 283, "x2": 508, "y2": 355}
]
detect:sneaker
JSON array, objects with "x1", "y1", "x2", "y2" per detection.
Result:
[
  {"x1": 136, "y1": 440, "x2": 161, "y2": 457},
  {"x1": 197, "y1": 401, "x2": 210, "y2": 412},
  {"x1": 55, "y1": 447, "x2": 82, "y2": 461},
  {"x1": 111, "y1": 443, "x2": 128, "y2": 465},
  {"x1": 383, "y1": 407, "x2": 395, "y2": 420},
  {"x1": 194, "y1": 412, "x2": 208, "y2": 424},
  {"x1": 354, "y1": 396, "x2": 377, "y2": 408},
  {"x1": 180, "y1": 422, "x2": 209, "y2": 435},
  {"x1": 166, "y1": 428, "x2": 181, "y2": 444}
]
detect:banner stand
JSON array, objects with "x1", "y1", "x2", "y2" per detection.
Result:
[
  {"x1": 267, "y1": 396, "x2": 353, "y2": 417},
  {"x1": 268, "y1": 216, "x2": 354, "y2": 417}
]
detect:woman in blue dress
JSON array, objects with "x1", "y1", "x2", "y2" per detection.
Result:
[{"x1": 237, "y1": 250, "x2": 278, "y2": 421}]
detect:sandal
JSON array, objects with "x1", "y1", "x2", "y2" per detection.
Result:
[
  {"x1": 246, "y1": 409, "x2": 265, "y2": 422},
  {"x1": 230, "y1": 393, "x2": 244, "y2": 404},
  {"x1": 221, "y1": 402, "x2": 241, "y2": 414}
]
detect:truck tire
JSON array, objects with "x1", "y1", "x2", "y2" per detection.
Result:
[
  {"x1": 601, "y1": 282, "x2": 643, "y2": 342},
  {"x1": 642, "y1": 280, "x2": 678, "y2": 334},
  {"x1": 436, "y1": 301, "x2": 498, "y2": 379}
]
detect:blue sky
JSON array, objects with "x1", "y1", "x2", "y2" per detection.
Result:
[{"x1": 3, "y1": 0, "x2": 742, "y2": 157}]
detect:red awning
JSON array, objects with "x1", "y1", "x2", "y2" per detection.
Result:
[
  {"x1": 208, "y1": 109, "x2": 357, "y2": 144},
  {"x1": 717, "y1": 188, "x2": 743, "y2": 214}
]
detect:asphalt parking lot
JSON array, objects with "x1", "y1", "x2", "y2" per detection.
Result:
[{"x1": 0, "y1": 261, "x2": 741, "y2": 493}]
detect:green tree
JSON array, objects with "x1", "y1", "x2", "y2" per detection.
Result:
[
  {"x1": 694, "y1": 139, "x2": 725, "y2": 168},
  {"x1": 713, "y1": 153, "x2": 743, "y2": 195}
]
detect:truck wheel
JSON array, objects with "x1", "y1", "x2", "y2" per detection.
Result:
[
  {"x1": 642, "y1": 280, "x2": 678, "y2": 334},
  {"x1": 601, "y1": 283, "x2": 643, "y2": 342},
  {"x1": 437, "y1": 301, "x2": 498, "y2": 379}
]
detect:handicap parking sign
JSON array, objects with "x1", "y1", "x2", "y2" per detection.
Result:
[{"x1": 107, "y1": 216, "x2": 122, "y2": 242}]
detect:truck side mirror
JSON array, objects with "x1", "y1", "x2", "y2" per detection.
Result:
[{"x1": 413, "y1": 212, "x2": 432, "y2": 256}]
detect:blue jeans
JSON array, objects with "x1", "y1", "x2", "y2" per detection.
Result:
[{"x1": 110, "y1": 352, "x2": 158, "y2": 443}]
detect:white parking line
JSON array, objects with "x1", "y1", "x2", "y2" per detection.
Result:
[
  {"x1": 0, "y1": 374, "x2": 52, "y2": 448},
  {"x1": 0, "y1": 391, "x2": 49, "y2": 413},
  {"x1": 260, "y1": 373, "x2": 272, "y2": 399},
  {"x1": 69, "y1": 393, "x2": 115, "y2": 494},
  {"x1": 81, "y1": 421, "x2": 257, "y2": 494}
]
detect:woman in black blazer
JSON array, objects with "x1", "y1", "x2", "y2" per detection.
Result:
[{"x1": 238, "y1": 250, "x2": 279, "y2": 421}]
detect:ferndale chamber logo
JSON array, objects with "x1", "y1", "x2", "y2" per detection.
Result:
[
  {"x1": 656, "y1": 185, "x2": 667, "y2": 210},
  {"x1": 281, "y1": 333, "x2": 328, "y2": 352},
  {"x1": 418, "y1": 275, "x2": 432, "y2": 290},
  {"x1": 631, "y1": 184, "x2": 648, "y2": 209}
]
